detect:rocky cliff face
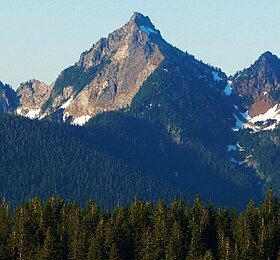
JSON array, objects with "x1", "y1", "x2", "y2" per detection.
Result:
[
  {"x1": 231, "y1": 52, "x2": 280, "y2": 131},
  {"x1": 43, "y1": 12, "x2": 165, "y2": 125},
  {"x1": 0, "y1": 81, "x2": 18, "y2": 113},
  {"x1": 232, "y1": 52, "x2": 280, "y2": 116},
  {"x1": 2, "y1": 12, "x2": 228, "y2": 126},
  {"x1": 16, "y1": 79, "x2": 53, "y2": 119},
  {"x1": 4, "y1": 13, "x2": 279, "y2": 133}
]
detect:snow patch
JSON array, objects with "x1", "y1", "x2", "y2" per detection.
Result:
[
  {"x1": 244, "y1": 104, "x2": 280, "y2": 131},
  {"x1": 237, "y1": 142, "x2": 245, "y2": 151},
  {"x1": 26, "y1": 109, "x2": 40, "y2": 119},
  {"x1": 230, "y1": 157, "x2": 243, "y2": 165},
  {"x1": 249, "y1": 104, "x2": 280, "y2": 124},
  {"x1": 212, "y1": 71, "x2": 223, "y2": 82},
  {"x1": 60, "y1": 96, "x2": 73, "y2": 109},
  {"x1": 39, "y1": 113, "x2": 47, "y2": 120},
  {"x1": 223, "y1": 81, "x2": 232, "y2": 96},
  {"x1": 63, "y1": 112, "x2": 69, "y2": 122},
  {"x1": 263, "y1": 91, "x2": 267, "y2": 96},
  {"x1": 227, "y1": 144, "x2": 237, "y2": 152},
  {"x1": 240, "y1": 111, "x2": 249, "y2": 119},
  {"x1": 72, "y1": 115, "x2": 91, "y2": 126},
  {"x1": 232, "y1": 109, "x2": 250, "y2": 131},
  {"x1": 16, "y1": 108, "x2": 22, "y2": 115},
  {"x1": 139, "y1": 25, "x2": 158, "y2": 36},
  {"x1": 233, "y1": 114, "x2": 245, "y2": 130},
  {"x1": 227, "y1": 142, "x2": 244, "y2": 152},
  {"x1": 263, "y1": 124, "x2": 277, "y2": 131}
]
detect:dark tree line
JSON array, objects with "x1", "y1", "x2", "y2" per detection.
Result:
[
  {"x1": 238, "y1": 127, "x2": 280, "y2": 198},
  {"x1": 0, "y1": 114, "x2": 182, "y2": 210},
  {"x1": 0, "y1": 112, "x2": 263, "y2": 211},
  {"x1": 0, "y1": 189, "x2": 279, "y2": 259}
]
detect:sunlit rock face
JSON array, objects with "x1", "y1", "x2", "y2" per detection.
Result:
[{"x1": 43, "y1": 12, "x2": 165, "y2": 124}]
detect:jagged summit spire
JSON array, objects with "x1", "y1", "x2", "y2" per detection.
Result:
[
  {"x1": 254, "y1": 51, "x2": 280, "y2": 75},
  {"x1": 260, "y1": 51, "x2": 274, "y2": 58},
  {"x1": 258, "y1": 51, "x2": 279, "y2": 64},
  {"x1": 129, "y1": 12, "x2": 151, "y2": 25},
  {"x1": 129, "y1": 12, "x2": 161, "y2": 37}
]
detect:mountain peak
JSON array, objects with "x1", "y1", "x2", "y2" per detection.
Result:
[
  {"x1": 255, "y1": 51, "x2": 280, "y2": 78},
  {"x1": 232, "y1": 50, "x2": 280, "y2": 119},
  {"x1": 129, "y1": 12, "x2": 152, "y2": 25},
  {"x1": 129, "y1": 12, "x2": 161, "y2": 38},
  {"x1": 16, "y1": 79, "x2": 52, "y2": 119},
  {"x1": 130, "y1": 12, "x2": 145, "y2": 20},
  {"x1": 258, "y1": 51, "x2": 279, "y2": 65},
  {"x1": 260, "y1": 51, "x2": 274, "y2": 57}
]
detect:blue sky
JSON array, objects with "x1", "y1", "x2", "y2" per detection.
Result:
[{"x1": 1, "y1": 0, "x2": 280, "y2": 88}]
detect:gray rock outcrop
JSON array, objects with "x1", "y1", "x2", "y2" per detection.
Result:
[
  {"x1": 16, "y1": 79, "x2": 53, "y2": 119},
  {"x1": 43, "y1": 12, "x2": 165, "y2": 125}
]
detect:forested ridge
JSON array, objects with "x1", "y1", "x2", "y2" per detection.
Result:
[
  {"x1": 0, "y1": 190, "x2": 279, "y2": 259},
  {"x1": 237, "y1": 127, "x2": 280, "y2": 197},
  {"x1": 0, "y1": 112, "x2": 263, "y2": 210},
  {"x1": 0, "y1": 113, "x2": 182, "y2": 210}
]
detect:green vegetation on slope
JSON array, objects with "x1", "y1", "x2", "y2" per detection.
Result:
[
  {"x1": 0, "y1": 190, "x2": 279, "y2": 259},
  {"x1": 0, "y1": 114, "x2": 182, "y2": 210},
  {"x1": 0, "y1": 111, "x2": 263, "y2": 211},
  {"x1": 237, "y1": 127, "x2": 280, "y2": 196}
]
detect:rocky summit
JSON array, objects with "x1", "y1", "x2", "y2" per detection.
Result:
[
  {"x1": 16, "y1": 79, "x2": 53, "y2": 119},
  {"x1": 231, "y1": 51, "x2": 280, "y2": 131},
  {"x1": 0, "y1": 12, "x2": 229, "y2": 127},
  {"x1": 7, "y1": 12, "x2": 227, "y2": 126},
  {"x1": 232, "y1": 51, "x2": 280, "y2": 115},
  {"x1": 39, "y1": 12, "x2": 166, "y2": 125},
  {"x1": 0, "y1": 13, "x2": 279, "y2": 132}
]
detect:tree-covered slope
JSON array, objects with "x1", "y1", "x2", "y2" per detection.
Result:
[
  {"x1": 0, "y1": 114, "x2": 183, "y2": 210},
  {"x1": 0, "y1": 112, "x2": 262, "y2": 210},
  {"x1": 237, "y1": 126, "x2": 280, "y2": 196},
  {"x1": 130, "y1": 58, "x2": 234, "y2": 148},
  {"x1": 0, "y1": 81, "x2": 18, "y2": 113},
  {"x1": 126, "y1": 57, "x2": 263, "y2": 207},
  {"x1": 89, "y1": 110, "x2": 264, "y2": 208}
]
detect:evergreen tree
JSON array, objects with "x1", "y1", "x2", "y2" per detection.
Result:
[
  {"x1": 0, "y1": 199, "x2": 11, "y2": 259},
  {"x1": 87, "y1": 220, "x2": 106, "y2": 260},
  {"x1": 0, "y1": 190, "x2": 279, "y2": 260},
  {"x1": 151, "y1": 199, "x2": 169, "y2": 259},
  {"x1": 201, "y1": 250, "x2": 215, "y2": 260},
  {"x1": 109, "y1": 242, "x2": 122, "y2": 260},
  {"x1": 166, "y1": 220, "x2": 186, "y2": 259},
  {"x1": 187, "y1": 196, "x2": 206, "y2": 259},
  {"x1": 138, "y1": 226, "x2": 155, "y2": 260},
  {"x1": 40, "y1": 228, "x2": 60, "y2": 260}
]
